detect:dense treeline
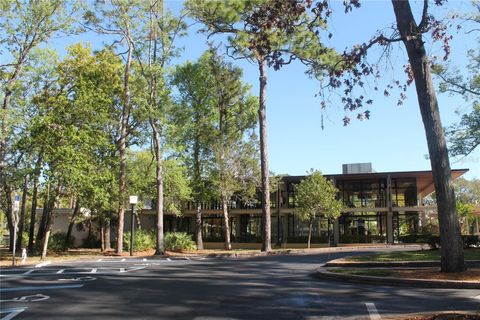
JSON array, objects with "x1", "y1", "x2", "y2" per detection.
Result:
[{"x1": 0, "y1": 1, "x2": 478, "y2": 272}]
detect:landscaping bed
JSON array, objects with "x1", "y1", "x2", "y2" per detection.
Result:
[{"x1": 342, "y1": 248, "x2": 480, "y2": 262}]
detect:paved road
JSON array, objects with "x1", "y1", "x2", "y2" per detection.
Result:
[{"x1": 1, "y1": 249, "x2": 479, "y2": 319}]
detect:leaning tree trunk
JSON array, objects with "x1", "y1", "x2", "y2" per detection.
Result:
[
  {"x1": 222, "y1": 198, "x2": 232, "y2": 250},
  {"x1": 116, "y1": 44, "x2": 133, "y2": 255},
  {"x1": 65, "y1": 200, "x2": 80, "y2": 249},
  {"x1": 258, "y1": 59, "x2": 271, "y2": 252},
  {"x1": 391, "y1": 0, "x2": 466, "y2": 272}
]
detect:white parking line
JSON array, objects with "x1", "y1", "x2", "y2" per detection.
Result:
[
  {"x1": 1, "y1": 284, "x2": 84, "y2": 293},
  {"x1": 35, "y1": 261, "x2": 51, "y2": 268},
  {"x1": 0, "y1": 307, "x2": 27, "y2": 320},
  {"x1": 56, "y1": 269, "x2": 65, "y2": 274},
  {"x1": 365, "y1": 303, "x2": 381, "y2": 320},
  {"x1": 23, "y1": 270, "x2": 34, "y2": 275}
]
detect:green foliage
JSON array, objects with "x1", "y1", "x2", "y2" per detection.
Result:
[
  {"x1": 294, "y1": 170, "x2": 342, "y2": 222},
  {"x1": 164, "y1": 232, "x2": 197, "y2": 252},
  {"x1": 126, "y1": 151, "x2": 191, "y2": 215},
  {"x1": 47, "y1": 232, "x2": 74, "y2": 252},
  {"x1": 122, "y1": 230, "x2": 156, "y2": 252}
]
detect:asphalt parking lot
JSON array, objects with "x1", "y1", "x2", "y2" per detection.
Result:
[{"x1": 1, "y1": 251, "x2": 479, "y2": 319}]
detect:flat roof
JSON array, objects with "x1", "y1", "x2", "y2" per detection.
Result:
[{"x1": 281, "y1": 169, "x2": 469, "y2": 197}]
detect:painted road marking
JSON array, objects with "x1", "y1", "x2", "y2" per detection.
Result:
[
  {"x1": 59, "y1": 276, "x2": 96, "y2": 282},
  {"x1": 34, "y1": 261, "x2": 51, "y2": 268},
  {"x1": 1, "y1": 284, "x2": 84, "y2": 293},
  {"x1": 0, "y1": 294, "x2": 50, "y2": 303},
  {"x1": 56, "y1": 269, "x2": 65, "y2": 274},
  {"x1": 97, "y1": 259, "x2": 103, "y2": 262},
  {"x1": 0, "y1": 307, "x2": 27, "y2": 320},
  {"x1": 365, "y1": 303, "x2": 381, "y2": 320},
  {"x1": 22, "y1": 270, "x2": 33, "y2": 275},
  {"x1": 143, "y1": 258, "x2": 147, "y2": 262},
  {"x1": 121, "y1": 258, "x2": 126, "y2": 262},
  {"x1": 166, "y1": 258, "x2": 171, "y2": 262},
  {"x1": 90, "y1": 268, "x2": 97, "y2": 273}
]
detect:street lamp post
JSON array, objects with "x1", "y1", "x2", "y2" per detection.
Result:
[{"x1": 129, "y1": 196, "x2": 138, "y2": 257}]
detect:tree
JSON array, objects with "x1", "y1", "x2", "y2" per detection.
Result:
[
  {"x1": 186, "y1": 0, "x2": 336, "y2": 251},
  {"x1": 432, "y1": 4, "x2": 479, "y2": 157},
  {"x1": 171, "y1": 55, "x2": 217, "y2": 250},
  {"x1": 454, "y1": 178, "x2": 480, "y2": 234},
  {"x1": 295, "y1": 170, "x2": 341, "y2": 248},
  {"x1": 305, "y1": 0, "x2": 466, "y2": 272},
  {"x1": 132, "y1": 0, "x2": 187, "y2": 255},
  {"x1": 0, "y1": 0, "x2": 77, "y2": 252},
  {"x1": 207, "y1": 49, "x2": 259, "y2": 250},
  {"x1": 84, "y1": 0, "x2": 147, "y2": 254}
]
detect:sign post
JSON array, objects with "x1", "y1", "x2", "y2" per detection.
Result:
[{"x1": 12, "y1": 194, "x2": 20, "y2": 266}]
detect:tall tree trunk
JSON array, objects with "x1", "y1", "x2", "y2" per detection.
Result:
[
  {"x1": 307, "y1": 217, "x2": 313, "y2": 249},
  {"x1": 3, "y1": 184, "x2": 14, "y2": 251},
  {"x1": 258, "y1": 59, "x2": 271, "y2": 252},
  {"x1": 16, "y1": 176, "x2": 28, "y2": 250},
  {"x1": 152, "y1": 123, "x2": 165, "y2": 255},
  {"x1": 222, "y1": 198, "x2": 232, "y2": 250},
  {"x1": 193, "y1": 138, "x2": 203, "y2": 250},
  {"x1": 195, "y1": 203, "x2": 203, "y2": 250},
  {"x1": 104, "y1": 218, "x2": 111, "y2": 250},
  {"x1": 391, "y1": 0, "x2": 465, "y2": 272},
  {"x1": 65, "y1": 200, "x2": 80, "y2": 249},
  {"x1": 100, "y1": 218, "x2": 105, "y2": 252},
  {"x1": 28, "y1": 154, "x2": 42, "y2": 252},
  {"x1": 116, "y1": 45, "x2": 133, "y2": 255}
]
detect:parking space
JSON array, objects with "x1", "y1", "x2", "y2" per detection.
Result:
[{"x1": 0, "y1": 256, "x2": 209, "y2": 319}]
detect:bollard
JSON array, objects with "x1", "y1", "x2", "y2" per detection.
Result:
[{"x1": 21, "y1": 248, "x2": 27, "y2": 264}]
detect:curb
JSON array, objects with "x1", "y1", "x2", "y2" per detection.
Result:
[
  {"x1": 313, "y1": 265, "x2": 480, "y2": 289},
  {"x1": 164, "y1": 244, "x2": 425, "y2": 259},
  {"x1": 324, "y1": 260, "x2": 480, "y2": 268}
]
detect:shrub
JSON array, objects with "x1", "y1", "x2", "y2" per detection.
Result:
[
  {"x1": 463, "y1": 235, "x2": 479, "y2": 249},
  {"x1": 123, "y1": 229, "x2": 155, "y2": 252},
  {"x1": 48, "y1": 232, "x2": 74, "y2": 252},
  {"x1": 398, "y1": 233, "x2": 434, "y2": 244},
  {"x1": 82, "y1": 233, "x2": 100, "y2": 249},
  {"x1": 165, "y1": 232, "x2": 196, "y2": 252}
]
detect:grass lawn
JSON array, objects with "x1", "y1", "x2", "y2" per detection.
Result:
[
  {"x1": 327, "y1": 267, "x2": 480, "y2": 281},
  {"x1": 344, "y1": 248, "x2": 480, "y2": 262}
]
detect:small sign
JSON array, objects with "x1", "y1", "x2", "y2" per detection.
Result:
[
  {"x1": 129, "y1": 196, "x2": 138, "y2": 205},
  {"x1": 13, "y1": 194, "x2": 20, "y2": 212}
]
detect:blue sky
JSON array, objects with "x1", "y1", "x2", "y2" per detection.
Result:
[{"x1": 52, "y1": 0, "x2": 479, "y2": 179}]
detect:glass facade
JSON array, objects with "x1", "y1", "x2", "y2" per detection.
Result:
[
  {"x1": 155, "y1": 173, "x2": 422, "y2": 244},
  {"x1": 337, "y1": 179, "x2": 387, "y2": 208}
]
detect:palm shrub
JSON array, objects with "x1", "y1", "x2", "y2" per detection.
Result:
[
  {"x1": 164, "y1": 232, "x2": 196, "y2": 252},
  {"x1": 123, "y1": 230, "x2": 156, "y2": 252}
]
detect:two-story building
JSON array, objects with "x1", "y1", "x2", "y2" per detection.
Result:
[{"x1": 132, "y1": 163, "x2": 468, "y2": 249}]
